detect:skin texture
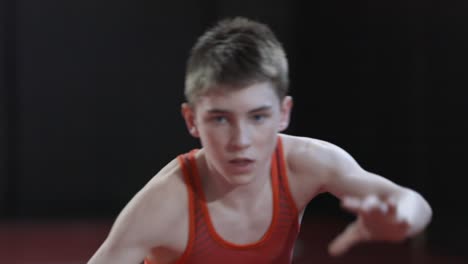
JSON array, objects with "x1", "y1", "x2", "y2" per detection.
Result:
[{"x1": 88, "y1": 81, "x2": 432, "y2": 264}]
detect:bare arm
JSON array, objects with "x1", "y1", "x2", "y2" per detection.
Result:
[
  {"x1": 88, "y1": 159, "x2": 184, "y2": 264},
  {"x1": 325, "y1": 144, "x2": 431, "y2": 230},
  {"x1": 286, "y1": 136, "x2": 432, "y2": 255},
  {"x1": 88, "y1": 195, "x2": 151, "y2": 264}
]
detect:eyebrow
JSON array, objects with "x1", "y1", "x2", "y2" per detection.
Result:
[{"x1": 207, "y1": 105, "x2": 272, "y2": 114}]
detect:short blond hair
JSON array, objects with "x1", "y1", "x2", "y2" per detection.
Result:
[{"x1": 185, "y1": 17, "x2": 289, "y2": 104}]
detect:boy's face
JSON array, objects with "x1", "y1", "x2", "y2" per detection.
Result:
[{"x1": 182, "y1": 81, "x2": 292, "y2": 185}]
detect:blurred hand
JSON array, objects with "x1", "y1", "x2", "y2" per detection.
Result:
[{"x1": 328, "y1": 195, "x2": 409, "y2": 256}]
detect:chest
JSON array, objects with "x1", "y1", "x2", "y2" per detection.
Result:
[
  {"x1": 148, "y1": 191, "x2": 274, "y2": 263},
  {"x1": 206, "y1": 194, "x2": 274, "y2": 245}
]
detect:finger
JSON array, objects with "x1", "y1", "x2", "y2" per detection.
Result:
[
  {"x1": 397, "y1": 218, "x2": 410, "y2": 230},
  {"x1": 342, "y1": 196, "x2": 387, "y2": 216},
  {"x1": 361, "y1": 195, "x2": 380, "y2": 212},
  {"x1": 387, "y1": 220, "x2": 410, "y2": 242},
  {"x1": 385, "y1": 197, "x2": 398, "y2": 217},
  {"x1": 341, "y1": 197, "x2": 362, "y2": 214},
  {"x1": 328, "y1": 220, "x2": 367, "y2": 257},
  {"x1": 362, "y1": 196, "x2": 392, "y2": 216}
]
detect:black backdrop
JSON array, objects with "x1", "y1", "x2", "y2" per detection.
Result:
[{"x1": 1, "y1": 0, "x2": 467, "y2": 256}]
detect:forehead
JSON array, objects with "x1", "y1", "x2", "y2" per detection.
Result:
[{"x1": 194, "y1": 82, "x2": 280, "y2": 113}]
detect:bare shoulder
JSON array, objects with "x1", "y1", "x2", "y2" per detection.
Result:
[
  {"x1": 278, "y1": 134, "x2": 336, "y2": 210},
  {"x1": 280, "y1": 134, "x2": 339, "y2": 176},
  {"x1": 89, "y1": 157, "x2": 188, "y2": 263},
  {"x1": 137, "y1": 157, "x2": 189, "y2": 232},
  {"x1": 279, "y1": 134, "x2": 404, "y2": 204},
  {"x1": 122, "y1": 157, "x2": 188, "y2": 246}
]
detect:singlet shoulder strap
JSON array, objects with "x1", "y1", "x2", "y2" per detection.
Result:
[
  {"x1": 275, "y1": 136, "x2": 299, "y2": 215},
  {"x1": 173, "y1": 151, "x2": 198, "y2": 263}
]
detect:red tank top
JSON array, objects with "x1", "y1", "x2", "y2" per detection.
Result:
[{"x1": 146, "y1": 137, "x2": 299, "y2": 264}]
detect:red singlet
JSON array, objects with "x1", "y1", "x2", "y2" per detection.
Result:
[{"x1": 146, "y1": 137, "x2": 299, "y2": 264}]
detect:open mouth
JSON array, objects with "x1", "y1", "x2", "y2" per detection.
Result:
[
  {"x1": 227, "y1": 158, "x2": 255, "y2": 173},
  {"x1": 229, "y1": 158, "x2": 254, "y2": 165}
]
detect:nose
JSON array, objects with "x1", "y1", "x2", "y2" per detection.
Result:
[{"x1": 229, "y1": 121, "x2": 251, "y2": 151}]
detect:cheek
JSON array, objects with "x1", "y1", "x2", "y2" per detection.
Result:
[
  {"x1": 252, "y1": 125, "x2": 279, "y2": 150},
  {"x1": 198, "y1": 126, "x2": 227, "y2": 150},
  {"x1": 254, "y1": 120, "x2": 279, "y2": 138}
]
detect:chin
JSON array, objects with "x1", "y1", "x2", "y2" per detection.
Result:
[{"x1": 223, "y1": 172, "x2": 256, "y2": 186}]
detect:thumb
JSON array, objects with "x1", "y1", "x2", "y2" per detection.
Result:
[{"x1": 328, "y1": 220, "x2": 368, "y2": 257}]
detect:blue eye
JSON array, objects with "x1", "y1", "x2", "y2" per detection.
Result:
[
  {"x1": 252, "y1": 114, "x2": 266, "y2": 122},
  {"x1": 213, "y1": 116, "x2": 227, "y2": 123}
]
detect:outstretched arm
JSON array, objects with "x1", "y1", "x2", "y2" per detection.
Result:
[
  {"x1": 322, "y1": 143, "x2": 432, "y2": 256},
  {"x1": 286, "y1": 136, "x2": 432, "y2": 256}
]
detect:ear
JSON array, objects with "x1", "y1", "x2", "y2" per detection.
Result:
[
  {"x1": 278, "y1": 96, "x2": 293, "y2": 132},
  {"x1": 181, "y1": 103, "x2": 200, "y2": 138}
]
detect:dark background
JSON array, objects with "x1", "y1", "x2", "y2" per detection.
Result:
[{"x1": 1, "y1": 0, "x2": 467, "y2": 257}]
